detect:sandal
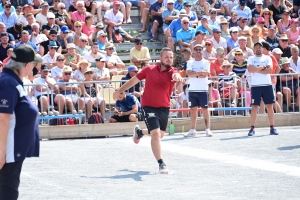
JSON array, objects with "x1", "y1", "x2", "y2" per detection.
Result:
[
  {"x1": 139, "y1": 29, "x2": 145, "y2": 33},
  {"x1": 127, "y1": 18, "x2": 132, "y2": 24}
]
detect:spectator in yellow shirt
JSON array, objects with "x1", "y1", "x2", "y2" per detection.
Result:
[{"x1": 129, "y1": 37, "x2": 151, "y2": 68}]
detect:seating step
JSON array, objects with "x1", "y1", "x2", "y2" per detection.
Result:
[
  {"x1": 114, "y1": 41, "x2": 163, "y2": 51},
  {"x1": 118, "y1": 52, "x2": 160, "y2": 61}
]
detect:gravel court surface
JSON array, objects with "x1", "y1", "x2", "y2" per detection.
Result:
[{"x1": 19, "y1": 126, "x2": 300, "y2": 200}]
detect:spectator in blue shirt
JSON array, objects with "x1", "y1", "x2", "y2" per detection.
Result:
[
  {"x1": 0, "y1": 32, "x2": 13, "y2": 61},
  {"x1": 196, "y1": 15, "x2": 216, "y2": 35},
  {"x1": 15, "y1": 30, "x2": 38, "y2": 52},
  {"x1": 121, "y1": 66, "x2": 144, "y2": 100},
  {"x1": 0, "y1": 0, "x2": 16, "y2": 12},
  {"x1": 0, "y1": 2, "x2": 18, "y2": 28},
  {"x1": 184, "y1": 2, "x2": 198, "y2": 27},
  {"x1": 162, "y1": 0, "x2": 179, "y2": 33},
  {"x1": 0, "y1": 44, "x2": 42, "y2": 200},
  {"x1": 108, "y1": 92, "x2": 143, "y2": 123},
  {"x1": 232, "y1": 0, "x2": 252, "y2": 22},
  {"x1": 0, "y1": 22, "x2": 15, "y2": 45},
  {"x1": 149, "y1": 0, "x2": 164, "y2": 42},
  {"x1": 176, "y1": 17, "x2": 196, "y2": 52},
  {"x1": 174, "y1": 0, "x2": 183, "y2": 11}
]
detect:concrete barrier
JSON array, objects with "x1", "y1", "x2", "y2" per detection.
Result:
[{"x1": 40, "y1": 113, "x2": 300, "y2": 139}]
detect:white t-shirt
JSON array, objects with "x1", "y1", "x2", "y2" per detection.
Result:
[
  {"x1": 105, "y1": 54, "x2": 122, "y2": 71},
  {"x1": 211, "y1": 37, "x2": 227, "y2": 49},
  {"x1": 35, "y1": 13, "x2": 48, "y2": 26},
  {"x1": 247, "y1": 55, "x2": 272, "y2": 87},
  {"x1": 43, "y1": 52, "x2": 60, "y2": 64},
  {"x1": 94, "y1": 67, "x2": 110, "y2": 79},
  {"x1": 104, "y1": 9, "x2": 123, "y2": 30},
  {"x1": 84, "y1": 52, "x2": 102, "y2": 68},
  {"x1": 33, "y1": 77, "x2": 56, "y2": 97},
  {"x1": 29, "y1": 33, "x2": 48, "y2": 45},
  {"x1": 73, "y1": 70, "x2": 85, "y2": 81},
  {"x1": 289, "y1": 57, "x2": 300, "y2": 73},
  {"x1": 186, "y1": 58, "x2": 210, "y2": 91},
  {"x1": 51, "y1": 66, "x2": 64, "y2": 79},
  {"x1": 19, "y1": 15, "x2": 28, "y2": 26}
]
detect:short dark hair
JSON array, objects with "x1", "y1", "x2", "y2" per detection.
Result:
[
  {"x1": 85, "y1": 15, "x2": 93, "y2": 23},
  {"x1": 160, "y1": 47, "x2": 173, "y2": 56}
]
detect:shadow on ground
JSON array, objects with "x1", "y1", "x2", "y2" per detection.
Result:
[
  {"x1": 80, "y1": 169, "x2": 152, "y2": 181},
  {"x1": 277, "y1": 145, "x2": 300, "y2": 151}
]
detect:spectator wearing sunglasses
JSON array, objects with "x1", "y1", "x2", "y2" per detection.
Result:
[
  {"x1": 56, "y1": 25, "x2": 73, "y2": 54},
  {"x1": 260, "y1": 8, "x2": 275, "y2": 29},
  {"x1": 190, "y1": 30, "x2": 206, "y2": 52},
  {"x1": 255, "y1": 17, "x2": 268, "y2": 38},
  {"x1": 56, "y1": 2, "x2": 72, "y2": 27},
  {"x1": 93, "y1": 55, "x2": 110, "y2": 87},
  {"x1": 249, "y1": 0, "x2": 263, "y2": 26},
  {"x1": 43, "y1": 41, "x2": 60, "y2": 68},
  {"x1": 227, "y1": 27, "x2": 239, "y2": 52},
  {"x1": 39, "y1": 29, "x2": 62, "y2": 56},
  {"x1": 219, "y1": 17, "x2": 230, "y2": 40},
  {"x1": 227, "y1": 36, "x2": 254, "y2": 62},
  {"x1": 105, "y1": 42, "x2": 125, "y2": 76},
  {"x1": 237, "y1": 17, "x2": 250, "y2": 37},
  {"x1": 0, "y1": 2, "x2": 18, "y2": 28},
  {"x1": 210, "y1": 47, "x2": 225, "y2": 76},
  {"x1": 121, "y1": 66, "x2": 144, "y2": 100},
  {"x1": 268, "y1": 0, "x2": 286, "y2": 24},
  {"x1": 75, "y1": 35, "x2": 91, "y2": 56},
  {"x1": 278, "y1": 34, "x2": 291, "y2": 58},
  {"x1": 264, "y1": 25, "x2": 279, "y2": 50},
  {"x1": 0, "y1": 0, "x2": 16, "y2": 12},
  {"x1": 177, "y1": 17, "x2": 196, "y2": 53},
  {"x1": 286, "y1": 18, "x2": 300, "y2": 44},
  {"x1": 36, "y1": 2, "x2": 50, "y2": 26},
  {"x1": 130, "y1": 37, "x2": 150, "y2": 68},
  {"x1": 72, "y1": 21, "x2": 88, "y2": 46},
  {"x1": 74, "y1": 58, "x2": 91, "y2": 82},
  {"x1": 95, "y1": 30, "x2": 108, "y2": 54},
  {"x1": 208, "y1": 8, "x2": 220, "y2": 27},
  {"x1": 42, "y1": 12, "x2": 60, "y2": 36},
  {"x1": 15, "y1": 30, "x2": 38, "y2": 52},
  {"x1": 211, "y1": 27, "x2": 227, "y2": 54},
  {"x1": 228, "y1": 11, "x2": 238, "y2": 28},
  {"x1": 184, "y1": 2, "x2": 198, "y2": 27},
  {"x1": 202, "y1": 39, "x2": 216, "y2": 61}
]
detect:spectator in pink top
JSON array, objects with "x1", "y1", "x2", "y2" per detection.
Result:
[
  {"x1": 71, "y1": 1, "x2": 87, "y2": 24},
  {"x1": 208, "y1": 80, "x2": 223, "y2": 116},
  {"x1": 2, "y1": 47, "x2": 12, "y2": 67},
  {"x1": 82, "y1": 14, "x2": 96, "y2": 38}
]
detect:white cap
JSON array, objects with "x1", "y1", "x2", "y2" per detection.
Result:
[
  {"x1": 255, "y1": 0, "x2": 263, "y2": 4},
  {"x1": 167, "y1": 0, "x2": 175, "y2": 3},
  {"x1": 47, "y1": 12, "x2": 55, "y2": 19},
  {"x1": 229, "y1": 27, "x2": 239, "y2": 32},
  {"x1": 272, "y1": 48, "x2": 283, "y2": 54},
  {"x1": 67, "y1": 43, "x2": 76, "y2": 49}
]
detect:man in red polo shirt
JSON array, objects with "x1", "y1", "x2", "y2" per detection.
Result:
[{"x1": 113, "y1": 47, "x2": 184, "y2": 174}]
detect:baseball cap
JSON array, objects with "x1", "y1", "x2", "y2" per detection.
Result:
[
  {"x1": 290, "y1": 18, "x2": 299, "y2": 25},
  {"x1": 41, "y1": 65, "x2": 50, "y2": 71},
  {"x1": 97, "y1": 30, "x2": 107, "y2": 37},
  {"x1": 95, "y1": 55, "x2": 106, "y2": 62},
  {"x1": 183, "y1": 2, "x2": 192, "y2": 6},
  {"x1": 113, "y1": 1, "x2": 120, "y2": 5},
  {"x1": 11, "y1": 44, "x2": 43, "y2": 63},
  {"x1": 238, "y1": 17, "x2": 247, "y2": 21},
  {"x1": 105, "y1": 42, "x2": 115, "y2": 49},
  {"x1": 84, "y1": 68, "x2": 94, "y2": 74},
  {"x1": 255, "y1": 0, "x2": 263, "y2": 4},
  {"x1": 201, "y1": 15, "x2": 209, "y2": 20},
  {"x1": 0, "y1": 32, "x2": 9, "y2": 37},
  {"x1": 239, "y1": 0, "x2": 246, "y2": 6},
  {"x1": 257, "y1": 17, "x2": 265, "y2": 23},
  {"x1": 179, "y1": 9, "x2": 187, "y2": 16},
  {"x1": 194, "y1": 44, "x2": 203, "y2": 49},
  {"x1": 61, "y1": 25, "x2": 70, "y2": 33},
  {"x1": 167, "y1": 0, "x2": 174, "y2": 4},
  {"x1": 63, "y1": 66, "x2": 73, "y2": 73},
  {"x1": 195, "y1": 30, "x2": 205, "y2": 36},
  {"x1": 254, "y1": 41, "x2": 263, "y2": 47},
  {"x1": 128, "y1": 65, "x2": 138, "y2": 73},
  {"x1": 238, "y1": 36, "x2": 247, "y2": 41},
  {"x1": 269, "y1": 25, "x2": 276, "y2": 30},
  {"x1": 134, "y1": 37, "x2": 142, "y2": 43},
  {"x1": 272, "y1": 48, "x2": 283, "y2": 54},
  {"x1": 79, "y1": 35, "x2": 88, "y2": 41},
  {"x1": 216, "y1": 47, "x2": 225, "y2": 55},
  {"x1": 261, "y1": 41, "x2": 271, "y2": 50},
  {"x1": 49, "y1": 29, "x2": 58, "y2": 35},
  {"x1": 229, "y1": 27, "x2": 238, "y2": 33},
  {"x1": 210, "y1": 8, "x2": 217, "y2": 13},
  {"x1": 41, "y1": 2, "x2": 49, "y2": 7},
  {"x1": 213, "y1": 28, "x2": 221, "y2": 33},
  {"x1": 205, "y1": 39, "x2": 213, "y2": 44},
  {"x1": 67, "y1": 43, "x2": 76, "y2": 49},
  {"x1": 47, "y1": 12, "x2": 55, "y2": 19}
]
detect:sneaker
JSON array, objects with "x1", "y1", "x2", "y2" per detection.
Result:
[
  {"x1": 183, "y1": 130, "x2": 197, "y2": 137},
  {"x1": 270, "y1": 129, "x2": 279, "y2": 135},
  {"x1": 159, "y1": 163, "x2": 168, "y2": 174},
  {"x1": 149, "y1": 37, "x2": 157, "y2": 42},
  {"x1": 231, "y1": 102, "x2": 236, "y2": 107},
  {"x1": 133, "y1": 125, "x2": 143, "y2": 144},
  {"x1": 248, "y1": 129, "x2": 255, "y2": 136},
  {"x1": 206, "y1": 129, "x2": 213, "y2": 137}
]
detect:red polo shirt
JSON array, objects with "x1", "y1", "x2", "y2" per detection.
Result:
[{"x1": 136, "y1": 63, "x2": 178, "y2": 108}]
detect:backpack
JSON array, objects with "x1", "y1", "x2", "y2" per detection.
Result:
[
  {"x1": 113, "y1": 30, "x2": 123, "y2": 43},
  {"x1": 49, "y1": 118, "x2": 66, "y2": 126},
  {"x1": 88, "y1": 113, "x2": 104, "y2": 124}
]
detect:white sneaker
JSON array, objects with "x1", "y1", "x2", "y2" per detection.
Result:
[
  {"x1": 206, "y1": 130, "x2": 213, "y2": 137},
  {"x1": 183, "y1": 130, "x2": 198, "y2": 137}
]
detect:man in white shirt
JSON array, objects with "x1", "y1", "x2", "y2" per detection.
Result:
[
  {"x1": 29, "y1": 22, "x2": 48, "y2": 46},
  {"x1": 84, "y1": 43, "x2": 102, "y2": 68},
  {"x1": 185, "y1": 44, "x2": 213, "y2": 137},
  {"x1": 211, "y1": 27, "x2": 227, "y2": 54},
  {"x1": 289, "y1": 46, "x2": 300, "y2": 73},
  {"x1": 208, "y1": 8, "x2": 219, "y2": 27},
  {"x1": 104, "y1": 1, "x2": 134, "y2": 43},
  {"x1": 93, "y1": 55, "x2": 110, "y2": 87},
  {"x1": 247, "y1": 41, "x2": 278, "y2": 136},
  {"x1": 42, "y1": 41, "x2": 60, "y2": 68},
  {"x1": 35, "y1": 2, "x2": 49, "y2": 26},
  {"x1": 104, "y1": 42, "x2": 125, "y2": 75},
  {"x1": 33, "y1": 65, "x2": 66, "y2": 114}
]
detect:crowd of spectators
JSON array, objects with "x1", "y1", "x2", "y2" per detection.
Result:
[{"x1": 1, "y1": 0, "x2": 300, "y2": 123}]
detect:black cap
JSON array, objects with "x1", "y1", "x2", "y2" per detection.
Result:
[
  {"x1": 0, "y1": 32, "x2": 9, "y2": 37},
  {"x1": 11, "y1": 44, "x2": 43, "y2": 63},
  {"x1": 238, "y1": 17, "x2": 247, "y2": 21},
  {"x1": 134, "y1": 37, "x2": 142, "y2": 43},
  {"x1": 239, "y1": 0, "x2": 246, "y2": 6},
  {"x1": 41, "y1": 65, "x2": 50, "y2": 71},
  {"x1": 49, "y1": 29, "x2": 58, "y2": 35},
  {"x1": 254, "y1": 41, "x2": 263, "y2": 47},
  {"x1": 183, "y1": 1, "x2": 192, "y2": 6},
  {"x1": 261, "y1": 41, "x2": 271, "y2": 50},
  {"x1": 195, "y1": 30, "x2": 205, "y2": 36}
]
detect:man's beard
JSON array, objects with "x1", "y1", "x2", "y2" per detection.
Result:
[
  {"x1": 256, "y1": 50, "x2": 262, "y2": 55},
  {"x1": 161, "y1": 62, "x2": 172, "y2": 68}
]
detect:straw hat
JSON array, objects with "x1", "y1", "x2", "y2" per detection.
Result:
[
  {"x1": 281, "y1": 57, "x2": 290, "y2": 65},
  {"x1": 219, "y1": 17, "x2": 229, "y2": 24},
  {"x1": 77, "y1": 59, "x2": 91, "y2": 69},
  {"x1": 220, "y1": 60, "x2": 233, "y2": 69},
  {"x1": 278, "y1": 34, "x2": 289, "y2": 40},
  {"x1": 84, "y1": 68, "x2": 94, "y2": 74},
  {"x1": 260, "y1": 8, "x2": 273, "y2": 17},
  {"x1": 231, "y1": 48, "x2": 245, "y2": 57},
  {"x1": 249, "y1": 26, "x2": 262, "y2": 36}
]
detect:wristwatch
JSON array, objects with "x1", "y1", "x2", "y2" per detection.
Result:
[{"x1": 263, "y1": 66, "x2": 267, "y2": 70}]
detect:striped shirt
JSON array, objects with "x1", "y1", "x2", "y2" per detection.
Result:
[
  {"x1": 218, "y1": 72, "x2": 236, "y2": 91},
  {"x1": 232, "y1": 59, "x2": 247, "y2": 77}
]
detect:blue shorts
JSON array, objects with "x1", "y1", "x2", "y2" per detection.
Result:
[
  {"x1": 189, "y1": 92, "x2": 208, "y2": 108},
  {"x1": 123, "y1": 0, "x2": 140, "y2": 6},
  {"x1": 251, "y1": 85, "x2": 275, "y2": 106}
]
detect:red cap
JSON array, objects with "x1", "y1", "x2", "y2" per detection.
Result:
[{"x1": 113, "y1": 1, "x2": 121, "y2": 5}]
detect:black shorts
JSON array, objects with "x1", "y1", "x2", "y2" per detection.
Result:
[
  {"x1": 293, "y1": 0, "x2": 300, "y2": 6},
  {"x1": 110, "y1": 112, "x2": 143, "y2": 122},
  {"x1": 37, "y1": 94, "x2": 56, "y2": 109},
  {"x1": 142, "y1": 106, "x2": 169, "y2": 133},
  {"x1": 251, "y1": 85, "x2": 275, "y2": 106},
  {"x1": 189, "y1": 92, "x2": 208, "y2": 108}
]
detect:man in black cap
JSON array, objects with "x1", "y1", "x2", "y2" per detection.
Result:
[
  {"x1": 247, "y1": 41, "x2": 279, "y2": 136},
  {"x1": 39, "y1": 29, "x2": 62, "y2": 56},
  {"x1": 0, "y1": 32, "x2": 13, "y2": 61},
  {"x1": 129, "y1": 37, "x2": 150, "y2": 68}
]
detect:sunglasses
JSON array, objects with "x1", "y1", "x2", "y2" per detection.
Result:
[
  {"x1": 223, "y1": 66, "x2": 231, "y2": 68},
  {"x1": 183, "y1": 22, "x2": 189, "y2": 24},
  {"x1": 231, "y1": 31, "x2": 238, "y2": 33},
  {"x1": 60, "y1": 7, "x2": 65, "y2": 9},
  {"x1": 107, "y1": 48, "x2": 114, "y2": 50},
  {"x1": 281, "y1": 40, "x2": 288, "y2": 42},
  {"x1": 131, "y1": 70, "x2": 138, "y2": 73},
  {"x1": 5, "y1": 5, "x2": 11, "y2": 8},
  {"x1": 50, "y1": 34, "x2": 57, "y2": 37},
  {"x1": 194, "y1": 48, "x2": 202, "y2": 51},
  {"x1": 210, "y1": 12, "x2": 216, "y2": 15},
  {"x1": 232, "y1": 14, "x2": 238, "y2": 17},
  {"x1": 214, "y1": 32, "x2": 221, "y2": 34},
  {"x1": 264, "y1": 13, "x2": 270, "y2": 15},
  {"x1": 235, "y1": 53, "x2": 243, "y2": 56},
  {"x1": 259, "y1": 22, "x2": 264, "y2": 24},
  {"x1": 55, "y1": 0, "x2": 61, "y2": 2},
  {"x1": 184, "y1": 5, "x2": 191, "y2": 7},
  {"x1": 64, "y1": 73, "x2": 71, "y2": 75},
  {"x1": 205, "y1": 43, "x2": 211, "y2": 46},
  {"x1": 241, "y1": 21, "x2": 246, "y2": 23},
  {"x1": 167, "y1": 3, "x2": 174, "y2": 4},
  {"x1": 57, "y1": 59, "x2": 65, "y2": 61},
  {"x1": 81, "y1": 40, "x2": 87, "y2": 42},
  {"x1": 85, "y1": 71, "x2": 93, "y2": 74},
  {"x1": 75, "y1": 26, "x2": 82, "y2": 28},
  {"x1": 221, "y1": 23, "x2": 228, "y2": 25},
  {"x1": 50, "y1": 47, "x2": 57, "y2": 49},
  {"x1": 101, "y1": 35, "x2": 106, "y2": 38},
  {"x1": 95, "y1": 59, "x2": 105, "y2": 62},
  {"x1": 135, "y1": 43, "x2": 142, "y2": 45}
]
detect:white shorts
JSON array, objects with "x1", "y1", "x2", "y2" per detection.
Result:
[
  {"x1": 94, "y1": 1, "x2": 103, "y2": 8},
  {"x1": 81, "y1": 97, "x2": 104, "y2": 105},
  {"x1": 65, "y1": 94, "x2": 80, "y2": 104}
]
